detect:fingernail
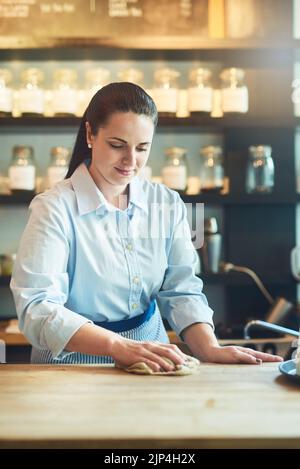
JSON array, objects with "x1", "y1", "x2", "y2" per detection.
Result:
[{"x1": 256, "y1": 358, "x2": 262, "y2": 364}]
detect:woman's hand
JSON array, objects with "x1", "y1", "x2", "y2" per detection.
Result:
[
  {"x1": 182, "y1": 323, "x2": 283, "y2": 364},
  {"x1": 111, "y1": 337, "x2": 188, "y2": 372},
  {"x1": 203, "y1": 345, "x2": 283, "y2": 364}
]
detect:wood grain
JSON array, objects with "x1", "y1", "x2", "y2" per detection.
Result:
[{"x1": 0, "y1": 363, "x2": 299, "y2": 448}]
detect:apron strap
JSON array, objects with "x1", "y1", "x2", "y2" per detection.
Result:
[{"x1": 94, "y1": 300, "x2": 156, "y2": 333}]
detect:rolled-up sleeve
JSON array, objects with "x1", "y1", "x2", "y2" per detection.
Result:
[
  {"x1": 156, "y1": 193, "x2": 214, "y2": 337},
  {"x1": 10, "y1": 194, "x2": 91, "y2": 359}
]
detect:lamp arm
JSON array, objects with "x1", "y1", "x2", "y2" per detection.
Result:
[{"x1": 221, "y1": 263, "x2": 274, "y2": 305}]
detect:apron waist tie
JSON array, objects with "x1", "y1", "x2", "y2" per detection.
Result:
[{"x1": 94, "y1": 300, "x2": 156, "y2": 333}]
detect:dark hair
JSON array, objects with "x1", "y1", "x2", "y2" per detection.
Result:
[{"x1": 66, "y1": 82, "x2": 158, "y2": 178}]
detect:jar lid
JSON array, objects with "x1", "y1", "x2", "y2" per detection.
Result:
[
  {"x1": 21, "y1": 68, "x2": 44, "y2": 85},
  {"x1": 53, "y1": 68, "x2": 77, "y2": 84},
  {"x1": 200, "y1": 145, "x2": 223, "y2": 157},
  {"x1": 165, "y1": 146, "x2": 187, "y2": 158},
  {"x1": 249, "y1": 145, "x2": 272, "y2": 157},
  {"x1": 189, "y1": 67, "x2": 212, "y2": 83},
  {"x1": 12, "y1": 145, "x2": 34, "y2": 159},
  {"x1": 51, "y1": 146, "x2": 70, "y2": 159},
  {"x1": 220, "y1": 67, "x2": 245, "y2": 82},
  {"x1": 118, "y1": 68, "x2": 144, "y2": 85},
  {"x1": 154, "y1": 68, "x2": 180, "y2": 83},
  {"x1": 85, "y1": 68, "x2": 111, "y2": 85}
]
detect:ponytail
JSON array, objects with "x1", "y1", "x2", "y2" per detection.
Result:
[{"x1": 65, "y1": 111, "x2": 91, "y2": 178}]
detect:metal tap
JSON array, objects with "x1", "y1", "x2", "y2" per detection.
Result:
[{"x1": 243, "y1": 320, "x2": 299, "y2": 340}]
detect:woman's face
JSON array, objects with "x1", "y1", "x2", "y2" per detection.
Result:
[{"x1": 86, "y1": 111, "x2": 154, "y2": 189}]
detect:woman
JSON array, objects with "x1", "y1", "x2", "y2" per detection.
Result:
[{"x1": 10, "y1": 82, "x2": 282, "y2": 369}]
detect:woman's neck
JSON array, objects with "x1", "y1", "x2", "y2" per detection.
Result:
[{"x1": 88, "y1": 164, "x2": 129, "y2": 209}]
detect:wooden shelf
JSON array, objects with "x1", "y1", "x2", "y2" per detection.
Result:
[
  {"x1": 0, "y1": 192, "x2": 298, "y2": 207},
  {"x1": 1, "y1": 115, "x2": 298, "y2": 129},
  {"x1": 181, "y1": 193, "x2": 298, "y2": 205},
  {"x1": 0, "y1": 38, "x2": 298, "y2": 55},
  {"x1": 0, "y1": 194, "x2": 34, "y2": 205},
  {"x1": 0, "y1": 116, "x2": 80, "y2": 127}
]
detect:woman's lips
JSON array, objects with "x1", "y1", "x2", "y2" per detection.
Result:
[{"x1": 115, "y1": 168, "x2": 134, "y2": 177}]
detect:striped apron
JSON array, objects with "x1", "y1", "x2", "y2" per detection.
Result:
[{"x1": 30, "y1": 301, "x2": 170, "y2": 364}]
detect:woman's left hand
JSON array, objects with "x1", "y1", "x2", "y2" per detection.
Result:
[{"x1": 203, "y1": 345, "x2": 283, "y2": 364}]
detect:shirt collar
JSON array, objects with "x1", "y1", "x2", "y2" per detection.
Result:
[
  {"x1": 129, "y1": 175, "x2": 148, "y2": 214},
  {"x1": 70, "y1": 160, "x2": 148, "y2": 216}
]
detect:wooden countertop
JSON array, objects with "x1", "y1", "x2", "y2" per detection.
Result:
[
  {"x1": 0, "y1": 363, "x2": 300, "y2": 449},
  {"x1": 0, "y1": 319, "x2": 28, "y2": 345}
]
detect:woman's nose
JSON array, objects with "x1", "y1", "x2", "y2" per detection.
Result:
[{"x1": 123, "y1": 149, "x2": 137, "y2": 167}]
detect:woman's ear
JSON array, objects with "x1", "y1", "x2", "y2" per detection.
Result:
[{"x1": 85, "y1": 121, "x2": 93, "y2": 148}]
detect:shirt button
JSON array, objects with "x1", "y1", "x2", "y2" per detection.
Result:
[
  {"x1": 126, "y1": 243, "x2": 133, "y2": 251},
  {"x1": 133, "y1": 276, "x2": 140, "y2": 284},
  {"x1": 131, "y1": 303, "x2": 138, "y2": 310}
]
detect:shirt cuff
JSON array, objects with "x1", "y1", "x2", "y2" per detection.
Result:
[
  {"x1": 43, "y1": 309, "x2": 92, "y2": 359},
  {"x1": 165, "y1": 297, "x2": 214, "y2": 337}
]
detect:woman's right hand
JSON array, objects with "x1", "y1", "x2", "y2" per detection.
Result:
[{"x1": 110, "y1": 337, "x2": 188, "y2": 372}]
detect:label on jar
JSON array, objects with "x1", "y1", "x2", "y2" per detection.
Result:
[
  {"x1": 19, "y1": 88, "x2": 45, "y2": 114},
  {"x1": 162, "y1": 166, "x2": 187, "y2": 190},
  {"x1": 188, "y1": 86, "x2": 213, "y2": 112},
  {"x1": 47, "y1": 166, "x2": 68, "y2": 188},
  {"x1": 52, "y1": 89, "x2": 77, "y2": 115},
  {"x1": 9, "y1": 165, "x2": 36, "y2": 191},
  {"x1": 0, "y1": 88, "x2": 13, "y2": 112},
  {"x1": 154, "y1": 88, "x2": 178, "y2": 113},
  {"x1": 176, "y1": 89, "x2": 190, "y2": 118},
  {"x1": 221, "y1": 86, "x2": 249, "y2": 113}
]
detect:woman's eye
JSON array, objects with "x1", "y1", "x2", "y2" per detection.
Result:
[
  {"x1": 137, "y1": 148, "x2": 147, "y2": 152},
  {"x1": 110, "y1": 143, "x2": 123, "y2": 149}
]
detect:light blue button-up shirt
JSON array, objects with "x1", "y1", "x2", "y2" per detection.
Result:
[{"x1": 10, "y1": 160, "x2": 214, "y2": 358}]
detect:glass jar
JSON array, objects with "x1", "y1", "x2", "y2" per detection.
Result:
[
  {"x1": 161, "y1": 147, "x2": 188, "y2": 192},
  {"x1": 220, "y1": 67, "x2": 248, "y2": 113},
  {"x1": 199, "y1": 146, "x2": 224, "y2": 192},
  {"x1": 246, "y1": 145, "x2": 274, "y2": 194},
  {"x1": 118, "y1": 67, "x2": 155, "y2": 102},
  {"x1": 47, "y1": 147, "x2": 70, "y2": 189},
  {"x1": 118, "y1": 67, "x2": 144, "y2": 86},
  {"x1": 188, "y1": 68, "x2": 213, "y2": 114},
  {"x1": 19, "y1": 68, "x2": 45, "y2": 116},
  {"x1": 0, "y1": 68, "x2": 13, "y2": 117},
  {"x1": 52, "y1": 68, "x2": 77, "y2": 116},
  {"x1": 153, "y1": 68, "x2": 180, "y2": 116},
  {"x1": 8, "y1": 145, "x2": 36, "y2": 194}
]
